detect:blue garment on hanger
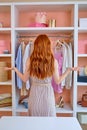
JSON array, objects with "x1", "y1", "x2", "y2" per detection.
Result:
[{"x1": 15, "y1": 44, "x2": 23, "y2": 89}]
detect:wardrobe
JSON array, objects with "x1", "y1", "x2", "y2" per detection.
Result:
[{"x1": 0, "y1": 1, "x2": 87, "y2": 118}]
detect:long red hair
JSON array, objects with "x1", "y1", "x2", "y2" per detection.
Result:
[{"x1": 29, "y1": 34, "x2": 54, "y2": 79}]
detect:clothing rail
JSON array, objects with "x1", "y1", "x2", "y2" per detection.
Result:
[{"x1": 17, "y1": 34, "x2": 73, "y2": 39}]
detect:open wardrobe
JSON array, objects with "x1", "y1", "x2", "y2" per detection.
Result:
[{"x1": 0, "y1": 1, "x2": 87, "y2": 130}]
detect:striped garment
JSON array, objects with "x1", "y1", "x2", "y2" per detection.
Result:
[{"x1": 28, "y1": 77, "x2": 56, "y2": 116}]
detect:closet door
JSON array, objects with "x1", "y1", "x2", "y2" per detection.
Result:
[
  {"x1": 0, "y1": 3, "x2": 12, "y2": 116},
  {"x1": 13, "y1": 2, "x2": 75, "y2": 116},
  {"x1": 77, "y1": 3, "x2": 87, "y2": 123}
]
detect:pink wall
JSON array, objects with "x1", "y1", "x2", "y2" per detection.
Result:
[
  {"x1": 19, "y1": 11, "x2": 72, "y2": 27},
  {"x1": 79, "y1": 11, "x2": 87, "y2": 19},
  {"x1": 0, "y1": 34, "x2": 11, "y2": 54},
  {"x1": 0, "y1": 13, "x2": 11, "y2": 27},
  {"x1": 0, "y1": 12, "x2": 11, "y2": 54}
]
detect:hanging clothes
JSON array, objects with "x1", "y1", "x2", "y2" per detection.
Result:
[
  {"x1": 61, "y1": 41, "x2": 68, "y2": 88},
  {"x1": 20, "y1": 42, "x2": 27, "y2": 96},
  {"x1": 52, "y1": 43, "x2": 63, "y2": 93},
  {"x1": 23, "y1": 42, "x2": 32, "y2": 90},
  {"x1": 61, "y1": 41, "x2": 73, "y2": 89},
  {"x1": 15, "y1": 39, "x2": 33, "y2": 98},
  {"x1": 15, "y1": 44, "x2": 23, "y2": 89},
  {"x1": 64, "y1": 42, "x2": 72, "y2": 89}
]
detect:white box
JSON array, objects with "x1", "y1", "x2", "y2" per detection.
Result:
[
  {"x1": 78, "y1": 113, "x2": 87, "y2": 124},
  {"x1": 79, "y1": 18, "x2": 87, "y2": 27}
]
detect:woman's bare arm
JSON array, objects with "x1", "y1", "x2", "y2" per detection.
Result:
[
  {"x1": 53, "y1": 59, "x2": 80, "y2": 84},
  {"x1": 5, "y1": 58, "x2": 30, "y2": 82}
]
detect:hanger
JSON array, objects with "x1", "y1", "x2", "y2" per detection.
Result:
[
  {"x1": 60, "y1": 39, "x2": 72, "y2": 44},
  {"x1": 29, "y1": 38, "x2": 34, "y2": 44},
  {"x1": 55, "y1": 39, "x2": 64, "y2": 49}
]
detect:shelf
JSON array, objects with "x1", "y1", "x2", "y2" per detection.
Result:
[
  {"x1": 0, "y1": 80, "x2": 12, "y2": 85},
  {"x1": 77, "y1": 82, "x2": 87, "y2": 86},
  {"x1": 78, "y1": 54, "x2": 87, "y2": 57},
  {"x1": 0, "y1": 54, "x2": 12, "y2": 57},
  {"x1": 15, "y1": 27, "x2": 74, "y2": 35},
  {"x1": 16, "y1": 104, "x2": 28, "y2": 113},
  {"x1": 56, "y1": 103, "x2": 73, "y2": 114},
  {"x1": 0, "y1": 106, "x2": 12, "y2": 112},
  {"x1": 0, "y1": 28, "x2": 11, "y2": 31},
  {"x1": 77, "y1": 104, "x2": 87, "y2": 112},
  {"x1": 16, "y1": 103, "x2": 73, "y2": 114},
  {"x1": 14, "y1": 3, "x2": 74, "y2": 28},
  {"x1": 78, "y1": 28, "x2": 87, "y2": 33},
  {"x1": 0, "y1": 28, "x2": 11, "y2": 34}
]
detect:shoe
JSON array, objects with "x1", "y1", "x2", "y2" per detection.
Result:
[
  {"x1": 56, "y1": 96, "x2": 64, "y2": 108},
  {"x1": 19, "y1": 95, "x2": 29, "y2": 104}
]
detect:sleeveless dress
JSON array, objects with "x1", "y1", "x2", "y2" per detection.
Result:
[{"x1": 28, "y1": 77, "x2": 56, "y2": 116}]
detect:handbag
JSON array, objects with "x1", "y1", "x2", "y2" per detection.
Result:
[{"x1": 82, "y1": 92, "x2": 87, "y2": 107}]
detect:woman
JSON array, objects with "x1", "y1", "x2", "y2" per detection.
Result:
[{"x1": 5, "y1": 34, "x2": 80, "y2": 116}]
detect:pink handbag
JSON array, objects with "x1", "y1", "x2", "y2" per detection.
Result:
[
  {"x1": 35, "y1": 12, "x2": 47, "y2": 24},
  {"x1": 28, "y1": 12, "x2": 48, "y2": 27}
]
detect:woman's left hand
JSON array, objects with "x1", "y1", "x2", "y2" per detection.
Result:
[
  {"x1": 71, "y1": 67, "x2": 81, "y2": 71},
  {"x1": 4, "y1": 67, "x2": 13, "y2": 71}
]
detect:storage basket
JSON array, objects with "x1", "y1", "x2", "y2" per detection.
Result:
[
  {"x1": 78, "y1": 113, "x2": 87, "y2": 124},
  {"x1": 0, "y1": 62, "x2": 8, "y2": 82}
]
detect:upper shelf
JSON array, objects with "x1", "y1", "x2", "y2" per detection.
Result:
[
  {"x1": 13, "y1": 3, "x2": 74, "y2": 28},
  {"x1": 14, "y1": 27, "x2": 74, "y2": 35},
  {"x1": 0, "y1": 3, "x2": 87, "y2": 30}
]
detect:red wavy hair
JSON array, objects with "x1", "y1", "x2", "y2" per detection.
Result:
[{"x1": 29, "y1": 34, "x2": 54, "y2": 79}]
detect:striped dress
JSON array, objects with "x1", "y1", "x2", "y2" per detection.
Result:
[{"x1": 28, "y1": 77, "x2": 56, "y2": 116}]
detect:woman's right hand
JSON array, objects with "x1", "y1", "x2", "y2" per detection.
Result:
[{"x1": 4, "y1": 67, "x2": 14, "y2": 71}]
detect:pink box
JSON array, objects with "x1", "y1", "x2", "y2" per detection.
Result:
[
  {"x1": 78, "y1": 40, "x2": 87, "y2": 54},
  {"x1": 79, "y1": 18, "x2": 87, "y2": 27},
  {"x1": 28, "y1": 22, "x2": 48, "y2": 27}
]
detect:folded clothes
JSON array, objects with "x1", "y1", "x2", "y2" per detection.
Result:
[
  {"x1": 0, "y1": 102, "x2": 12, "y2": 107},
  {"x1": 0, "y1": 93, "x2": 12, "y2": 100},
  {"x1": 0, "y1": 97, "x2": 12, "y2": 104},
  {"x1": 77, "y1": 75, "x2": 87, "y2": 82}
]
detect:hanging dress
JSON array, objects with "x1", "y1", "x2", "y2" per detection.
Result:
[{"x1": 52, "y1": 47, "x2": 63, "y2": 93}]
